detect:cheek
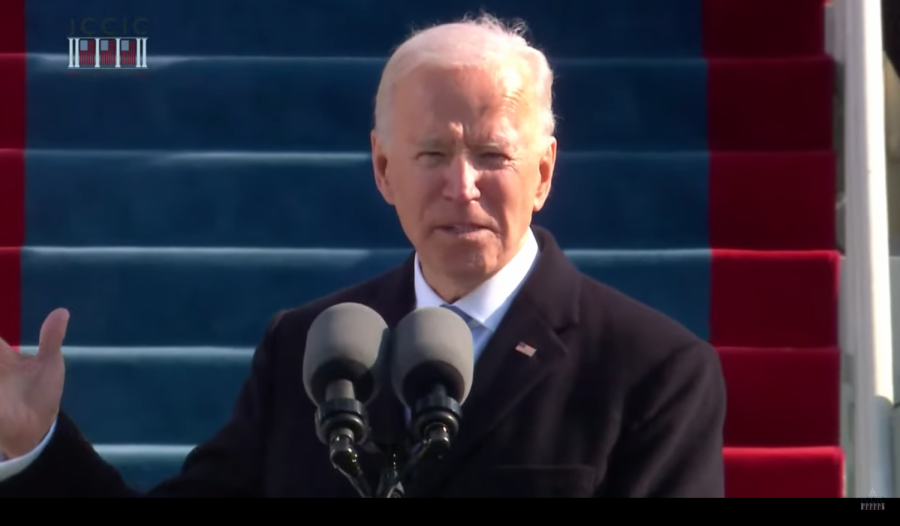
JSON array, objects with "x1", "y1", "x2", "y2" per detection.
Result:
[
  {"x1": 481, "y1": 173, "x2": 523, "y2": 217},
  {"x1": 391, "y1": 171, "x2": 437, "y2": 220}
]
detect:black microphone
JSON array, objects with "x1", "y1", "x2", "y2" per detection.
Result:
[
  {"x1": 303, "y1": 302, "x2": 389, "y2": 498},
  {"x1": 391, "y1": 306, "x2": 474, "y2": 464}
]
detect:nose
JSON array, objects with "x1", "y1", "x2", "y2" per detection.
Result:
[{"x1": 442, "y1": 154, "x2": 481, "y2": 202}]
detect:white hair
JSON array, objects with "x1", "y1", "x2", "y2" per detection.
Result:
[{"x1": 373, "y1": 13, "x2": 556, "y2": 146}]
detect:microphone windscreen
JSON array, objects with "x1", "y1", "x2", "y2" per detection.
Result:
[
  {"x1": 390, "y1": 307, "x2": 474, "y2": 407},
  {"x1": 303, "y1": 302, "x2": 389, "y2": 406}
]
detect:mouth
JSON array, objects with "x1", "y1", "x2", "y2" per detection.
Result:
[{"x1": 436, "y1": 224, "x2": 493, "y2": 235}]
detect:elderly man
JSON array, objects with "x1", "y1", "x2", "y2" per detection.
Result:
[{"x1": 0, "y1": 16, "x2": 725, "y2": 498}]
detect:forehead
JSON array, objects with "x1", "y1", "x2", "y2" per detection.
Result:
[{"x1": 391, "y1": 63, "x2": 534, "y2": 143}]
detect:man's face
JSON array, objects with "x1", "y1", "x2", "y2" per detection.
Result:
[{"x1": 371, "y1": 63, "x2": 556, "y2": 292}]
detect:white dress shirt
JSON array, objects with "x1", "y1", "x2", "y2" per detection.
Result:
[
  {"x1": 413, "y1": 227, "x2": 539, "y2": 360},
  {"x1": 0, "y1": 419, "x2": 57, "y2": 480},
  {"x1": 0, "y1": 228, "x2": 539, "y2": 483}
]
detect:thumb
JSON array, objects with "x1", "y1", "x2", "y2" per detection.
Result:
[{"x1": 37, "y1": 308, "x2": 69, "y2": 360}]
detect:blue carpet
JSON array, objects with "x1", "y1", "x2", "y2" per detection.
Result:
[
  {"x1": 28, "y1": 0, "x2": 704, "y2": 57},
  {"x1": 25, "y1": 151, "x2": 710, "y2": 249},
  {"x1": 30, "y1": 347, "x2": 252, "y2": 445},
  {"x1": 20, "y1": 248, "x2": 711, "y2": 347},
  {"x1": 96, "y1": 445, "x2": 189, "y2": 490},
  {"x1": 27, "y1": 56, "x2": 707, "y2": 151}
]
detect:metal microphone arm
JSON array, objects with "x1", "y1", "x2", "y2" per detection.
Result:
[
  {"x1": 373, "y1": 422, "x2": 451, "y2": 498},
  {"x1": 317, "y1": 384, "x2": 462, "y2": 498},
  {"x1": 375, "y1": 387, "x2": 462, "y2": 498},
  {"x1": 316, "y1": 392, "x2": 374, "y2": 499},
  {"x1": 375, "y1": 449, "x2": 405, "y2": 498},
  {"x1": 329, "y1": 430, "x2": 372, "y2": 499}
]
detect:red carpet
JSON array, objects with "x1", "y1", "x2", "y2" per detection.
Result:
[
  {"x1": 725, "y1": 447, "x2": 844, "y2": 498},
  {"x1": 706, "y1": 0, "x2": 843, "y2": 498},
  {"x1": 709, "y1": 152, "x2": 836, "y2": 250},
  {"x1": 0, "y1": 0, "x2": 25, "y2": 347}
]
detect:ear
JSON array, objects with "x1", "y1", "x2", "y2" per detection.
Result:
[
  {"x1": 532, "y1": 136, "x2": 557, "y2": 212},
  {"x1": 371, "y1": 130, "x2": 395, "y2": 205}
]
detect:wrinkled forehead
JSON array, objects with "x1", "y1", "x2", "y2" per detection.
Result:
[{"x1": 391, "y1": 63, "x2": 538, "y2": 146}]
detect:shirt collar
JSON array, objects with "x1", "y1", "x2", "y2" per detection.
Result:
[{"x1": 414, "y1": 227, "x2": 539, "y2": 332}]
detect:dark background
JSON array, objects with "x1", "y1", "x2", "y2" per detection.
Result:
[{"x1": 886, "y1": 0, "x2": 899, "y2": 66}]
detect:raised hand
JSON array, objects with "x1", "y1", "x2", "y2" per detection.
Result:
[{"x1": 0, "y1": 309, "x2": 69, "y2": 459}]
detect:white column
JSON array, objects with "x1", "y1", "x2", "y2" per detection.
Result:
[
  {"x1": 140, "y1": 37, "x2": 148, "y2": 68},
  {"x1": 94, "y1": 37, "x2": 100, "y2": 67},
  {"x1": 73, "y1": 38, "x2": 80, "y2": 67},
  {"x1": 115, "y1": 37, "x2": 121, "y2": 68},
  {"x1": 134, "y1": 38, "x2": 142, "y2": 67},
  {"x1": 67, "y1": 38, "x2": 74, "y2": 68},
  {"x1": 837, "y1": 0, "x2": 896, "y2": 498}
]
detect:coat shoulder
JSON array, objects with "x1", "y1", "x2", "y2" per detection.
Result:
[{"x1": 575, "y1": 274, "x2": 717, "y2": 374}]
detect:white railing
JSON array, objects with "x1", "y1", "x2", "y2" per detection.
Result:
[{"x1": 830, "y1": 0, "x2": 895, "y2": 498}]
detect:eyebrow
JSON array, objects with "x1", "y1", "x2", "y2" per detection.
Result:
[
  {"x1": 480, "y1": 138, "x2": 514, "y2": 149},
  {"x1": 415, "y1": 136, "x2": 515, "y2": 150},
  {"x1": 416, "y1": 138, "x2": 449, "y2": 149}
]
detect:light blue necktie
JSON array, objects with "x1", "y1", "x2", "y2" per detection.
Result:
[{"x1": 441, "y1": 303, "x2": 473, "y2": 324}]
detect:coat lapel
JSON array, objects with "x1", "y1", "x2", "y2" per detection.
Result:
[
  {"x1": 360, "y1": 255, "x2": 417, "y2": 456},
  {"x1": 404, "y1": 227, "x2": 582, "y2": 497}
]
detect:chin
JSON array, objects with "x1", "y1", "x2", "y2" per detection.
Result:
[{"x1": 432, "y1": 241, "x2": 501, "y2": 278}]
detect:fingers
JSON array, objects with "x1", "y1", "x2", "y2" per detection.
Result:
[{"x1": 37, "y1": 308, "x2": 70, "y2": 360}]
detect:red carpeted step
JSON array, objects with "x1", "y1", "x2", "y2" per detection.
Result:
[
  {"x1": 0, "y1": 0, "x2": 25, "y2": 348},
  {"x1": 724, "y1": 446, "x2": 844, "y2": 498},
  {"x1": 0, "y1": 0, "x2": 25, "y2": 150},
  {"x1": 711, "y1": 250, "x2": 839, "y2": 348},
  {"x1": 703, "y1": 0, "x2": 825, "y2": 58},
  {"x1": 0, "y1": 0, "x2": 23, "y2": 54},
  {"x1": 0, "y1": 149, "x2": 24, "y2": 248},
  {"x1": 0, "y1": 248, "x2": 21, "y2": 346},
  {"x1": 704, "y1": 0, "x2": 842, "y2": 500},
  {"x1": 0, "y1": 49, "x2": 26, "y2": 251},
  {"x1": 708, "y1": 57, "x2": 833, "y2": 151},
  {"x1": 719, "y1": 347, "x2": 840, "y2": 447},
  {"x1": 709, "y1": 151, "x2": 835, "y2": 250},
  {"x1": 0, "y1": 60, "x2": 24, "y2": 151}
]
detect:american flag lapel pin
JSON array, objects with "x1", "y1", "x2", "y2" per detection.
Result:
[{"x1": 515, "y1": 342, "x2": 537, "y2": 358}]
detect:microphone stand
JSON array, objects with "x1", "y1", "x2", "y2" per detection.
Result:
[
  {"x1": 316, "y1": 397, "x2": 374, "y2": 499},
  {"x1": 319, "y1": 387, "x2": 462, "y2": 498},
  {"x1": 329, "y1": 431, "x2": 372, "y2": 498},
  {"x1": 374, "y1": 388, "x2": 462, "y2": 498},
  {"x1": 374, "y1": 421, "x2": 453, "y2": 498},
  {"x1": 375, "y1": 449, "x2": 405, "y2": 498}
]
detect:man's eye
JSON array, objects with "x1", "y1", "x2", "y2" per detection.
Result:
[{"x1": 477, "y1": 152, "x2": 510, "y2": 166}]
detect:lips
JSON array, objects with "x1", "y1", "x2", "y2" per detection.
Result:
[
  {"x1": 439, "y1": 225, "x2": 486, "y2": 234},
  {"x1": 434, "y1": 222, "x2": 499, "y2": 239}
]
